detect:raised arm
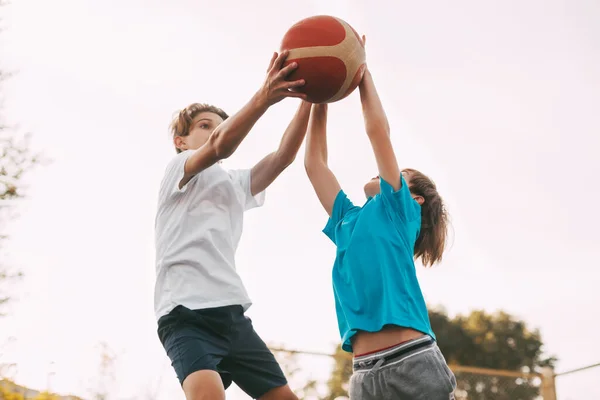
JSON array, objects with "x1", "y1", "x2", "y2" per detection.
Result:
[
  {"x1": 304, "y1": 104, "x2": 342, "y2": 216},
  {"x1": 250, "y1": 100, "x2": 311, "y2": 196},
  {"x1": 359, "y1": 68, "x2": 402, "y2": 190},
  {"x1": 181, "y1": 51, "x2": 306, "y2": 187}
]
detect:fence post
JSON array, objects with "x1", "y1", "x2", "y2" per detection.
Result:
[{"x1": 540, "y1": 367, "x2": 557, "y2": 400}]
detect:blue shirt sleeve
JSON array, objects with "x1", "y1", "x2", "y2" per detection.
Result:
[
  {"x1": 322, "y1": 190, "x2": 358, "y2": 243},
  {"x1": 379, "y1": 175, "x2": 421, "y2": 222}
]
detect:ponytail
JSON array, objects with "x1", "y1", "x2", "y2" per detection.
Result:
[{"x1": 404, "y1": 169, "x2": 449, "y2": 267}]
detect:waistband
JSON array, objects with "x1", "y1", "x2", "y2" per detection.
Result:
[{"x1": 353, "y1": 335, "x2": 435, "y2": 371}]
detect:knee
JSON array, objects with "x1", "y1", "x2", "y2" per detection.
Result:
[
  {"x1": 278, "y1": 392, "x2": 298, "y2": 400},
  {"x1": 259, "y1": 385, "x2": 298, "y2": 400},
  {"x1": 186, "y1": 393, "x2": 225, "y2": 400},
  {"x1": 186, "y1": 391, "x2": 226, "y2": 400},
  {"x1": 182, "y1": 370, "x2": 225, "y2": 400}
]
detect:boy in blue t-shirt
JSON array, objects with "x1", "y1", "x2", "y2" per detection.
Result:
[{"x1": 304, "y1": 53, "x2": 457, "y2": 398}]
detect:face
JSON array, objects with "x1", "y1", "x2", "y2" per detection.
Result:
[
  {"x1": 363, "y1": 170, "x2": 424, "y2": 205},
  {"x1": 174, "y1": 111, "x2": 225, "y2": 152},
  {"x1": 363, "y1": 175, "x2": 381, "y2": 199}
]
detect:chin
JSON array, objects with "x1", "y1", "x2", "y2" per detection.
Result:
[{"x1": 364, "y1": 181, "x2": 380, "y2": 198}]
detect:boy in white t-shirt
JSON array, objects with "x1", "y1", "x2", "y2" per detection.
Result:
[{"x1": 154, "y1": 51, "x2": 308, "y2": 400}]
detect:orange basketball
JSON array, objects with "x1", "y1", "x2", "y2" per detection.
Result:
[{"x1": 280, "y1": 15, "x2": 366, "y2": 104}]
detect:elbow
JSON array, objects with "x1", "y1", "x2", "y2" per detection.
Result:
[
  {"x1": 282, "y1": 154, "x2": 295, "y2": 169},
  {"x1": 303, "y1": 159, "x2": 312, "y2": 175},
  {"x1": 215, "y1": 145, "x2": 234, "y2": 160},
  {"x1": 364, "y1": 117, "x2": 390, "y2": 137},
  {"x1": 276, "y1": 149, "x2": 296, "y2": 170},
  {"x1": 304, "y1": 158, "x2": 322, "y2": 177},
  {"x1": 209, "y1": 129, "x2": 235, "y2": 160},
  {"x1": 304, "y1": 150, "x2": 320, "y2": 172},
  {"x1": 381, "y1": 120, "x2": 391, "y2": 136},
  {"x1": 303, "y1": 155, "x2": 313, "y2": 173},
  {"x1": 367, "y1": 125, "x2": 390, "y2": 138},
  {"x1": 382, "y1": 121, "x2": 390, "y2": 135}
]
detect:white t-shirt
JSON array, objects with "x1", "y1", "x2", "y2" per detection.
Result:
[{"x1": 154, "y1": 150, "x2": 265, "y2": 321}]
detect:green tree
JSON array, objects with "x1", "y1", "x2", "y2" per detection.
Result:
[
  {"x1": 272, "y1": 348, "x2": 321, "y2": 399},
  {"x1": 0, "y1": 379, "x2": 25, "y2": 400},
  {"x1": 436, "y1": 309, "x2": 556, "y2": 400},
  {"x1": 0, "y1": 132, "x2": 40, "y2": 314},
  {"x1": 323, "y1": 346, "x2": 351, "y2": 400},
  {"x1": 0, "y1": 0, "x2": 44, "y2": 384},
  {"x1": 0, "y1": 0, "x2": 42, "y2": 317},
  {"x1": 33, "y1": 392, "x2": 60, "y2": 400},
  {"x1": 286, "y1": 308, "x2": 555, "y2": 400}
]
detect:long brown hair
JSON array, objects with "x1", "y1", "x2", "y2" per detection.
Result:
[
  {"x1": 170, "y1": 103, "x2": 229, "y2": 153},
  {"x1": 404, "y1": 168, "x2": 448, "y2": 267}
]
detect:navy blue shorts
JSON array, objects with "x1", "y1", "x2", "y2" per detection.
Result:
[{"x1": 157, "y1": 304, "x2": 287, "y2": 398}]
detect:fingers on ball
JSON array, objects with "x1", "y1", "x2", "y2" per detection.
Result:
[
  {"x1": 278, "y1": 62, "x2": 298, "y2": 78},
  {"x1": 286, "y1": 90, "x2": 307, "y2": 100},
  {"x1": 267, "y1": 52, "x2": 278, "y2": 71},
  {"x1": 275, "y1": 50, "x2": 289, "y2": 69},
  {"x1": 284, "y1": 79, "x2": 305, "y2": 89}
]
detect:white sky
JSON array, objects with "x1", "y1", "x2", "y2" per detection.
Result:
[{"x1": 1, "y1": 0, "x2": 599, "y2": 399}]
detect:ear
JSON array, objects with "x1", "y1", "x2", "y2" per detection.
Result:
[
  {"x1": 414, "y1": 195, "x2": 425, "y2": 206},
  {"x1": 174, "y1": 136, "x2": 187, "y2": 151}
]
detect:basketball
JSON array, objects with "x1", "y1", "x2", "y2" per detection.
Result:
[{"x1": 280, "y1": 15, "x2": 366, "y2": 104}]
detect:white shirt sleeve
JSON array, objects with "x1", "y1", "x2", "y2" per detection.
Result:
[
  {"x1": 229, "y1": 168, "x2": 266, "y2": 211},
  {"x1": 160, "y1": 150, "x2": 196, "y2": 198}
]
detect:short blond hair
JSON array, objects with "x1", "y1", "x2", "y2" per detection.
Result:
[{"x1": 170, "y1": 103, "x2": 229, "y2": 153}]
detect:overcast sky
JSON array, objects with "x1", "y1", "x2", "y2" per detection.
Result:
[{"x1": 1, "y1": 0, "x2": 599, "y2": 399}]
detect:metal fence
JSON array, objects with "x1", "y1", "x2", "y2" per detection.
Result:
[
  {"x1": 553, "y1": 362, "x2": 600, "y2": 400},
  {"x1": 449, "y1": 365, "x2": 555, "y2": 400},
  {"x1": 270, "y1": 346, "x2": 562, "y2": 400}
]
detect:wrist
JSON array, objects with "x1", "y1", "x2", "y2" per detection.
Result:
[
  {"x1": 359, "y1": 69, "x2": 372, "y2": 88},
  {"x1": 251, "y1": 88, "x2": 271, "y2": 113}
]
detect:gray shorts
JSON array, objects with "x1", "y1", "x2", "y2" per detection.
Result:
[{"x1": 349, "y1": 336, "x2": 457, "y2": 400}]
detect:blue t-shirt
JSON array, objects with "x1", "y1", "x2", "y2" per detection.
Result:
[{"x1": 323, "y1": 176, "x2": 435, "y2": 352}]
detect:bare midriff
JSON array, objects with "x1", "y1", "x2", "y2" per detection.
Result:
[{"x1": 352, "y1": 325, "x2": 426, "y2": 356}]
